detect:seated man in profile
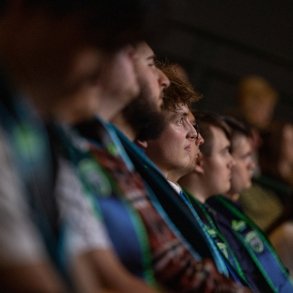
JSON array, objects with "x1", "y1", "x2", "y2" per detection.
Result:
[
  {"x1": 179, "y1": 113, "x2": 293, "y2": 293},
  {"x1": 139, "y1": 69, "x2": 249, "y2": 288},
  {"x1": 111, "y1": 62, "x2": 249, "y2": 292}
]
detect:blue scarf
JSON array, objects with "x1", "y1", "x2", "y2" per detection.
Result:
[{"x1": 112, "y1": 125, "x2": 248, "y2": 284}]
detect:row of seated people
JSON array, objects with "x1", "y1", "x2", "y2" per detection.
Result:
[
  {"x1": 239, "y1": 120, "x2": 293, "y2": 273},
  {"x1": 227, "y1": 73, "x2": 293, "y2": 274},
  {"x1": 0, "y1": 1, "x2": 292, "y2": 292}
]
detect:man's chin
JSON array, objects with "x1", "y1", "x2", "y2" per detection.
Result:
[{"x1": 157, "y1": 98, "x2": 163, "y2": 109}]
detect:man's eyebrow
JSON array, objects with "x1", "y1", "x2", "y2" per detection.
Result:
[
  {"x1": 169, "y1": 111, "x2": 183, "y2": 120},
  {"x1": 147, "y1": 54, "x2": 155, "y2": 61},
  {"x1": 223, "y1": 144, "x2": 231, "y2": 152},
  {"x1": 175, "y1": 109, "x2": 189, "y2": 116}
]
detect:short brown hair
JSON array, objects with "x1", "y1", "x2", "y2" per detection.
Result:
[
  {"x1": 160, "y1": 63, "x2": 202, "y2": 111},
  {"x1": 223, "y1": 116, "x2": 253, "y2": 154},
  {"x1": 195, "y1": 112, "x2": 231, "y2": 157}
]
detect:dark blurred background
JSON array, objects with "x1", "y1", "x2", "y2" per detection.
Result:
[{"x1": 155, "y1": 0, "x2": 293, "y2": 120}]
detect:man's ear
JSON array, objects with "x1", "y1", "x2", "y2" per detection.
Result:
[
  {"x1": 195, "y1": 152, "x2": 205, "y2": 174},
  {"x1": 136, "y1": 139, "x2": 148, "y2": 150}
]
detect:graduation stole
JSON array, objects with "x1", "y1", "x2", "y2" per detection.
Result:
[
  {"x1": 112, "y1": 125, "x2": 241, "y2": 279},
  {"x1": 0, "y1": 97, "x2": 67, "y2": 280},
  {"x1": 52, "y1": 120, "x2": 156, "y2": 285},
  {"x1": 207, "y1": 195, "x2": 293, "y2": 293},
  {"x1": 182, "y1": 191, "x2": 249, "y2": 286}
]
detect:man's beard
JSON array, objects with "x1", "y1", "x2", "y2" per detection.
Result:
[{"x1": 122, "y1": 91, "x2": 166, "y2": 141}]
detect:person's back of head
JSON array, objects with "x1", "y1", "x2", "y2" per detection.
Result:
[
  {"x1": 259, "y1": 120, "x2": 293, "y2": 183},
  {"x1": 235, "y1": 75, "x2": 278, "y2": 130}
]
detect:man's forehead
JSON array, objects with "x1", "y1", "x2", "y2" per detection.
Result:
[
  {"x1": 164, "y1": 104, "x2": 191, "y2": 121},
  {"x1": 233, "y1": 135, "x2": 252, "y2": 150},
  {"x1": 211, "y1": 126, "x2": 230, "y2": 145},
  {"x1": 173, "y1": 104, "x2": 190, "y2": 115},
  {"x1": 188, "y1": 111, "x2": 195, "y2": 121},
  {"x1": 135, "y1": 42, "x2": 154, "y2": 58}
]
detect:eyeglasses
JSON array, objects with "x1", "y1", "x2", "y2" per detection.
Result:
[{"x1": 194, "y1": 121, "x2": 200, "y2": 140}]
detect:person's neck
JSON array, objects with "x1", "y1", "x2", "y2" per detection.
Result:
[
  {"x1": 179, "y1": 175, "x2": 209, "y2": 203},
  {"x1": 226, "y1": 191, "x2": 240, "y2": 202},
  {"x1": 189, "y1": 187, "x2": 208, "y2": 203},
  {"x1": 111, "y1": 113, "x2": 136, "y2": 141},
  {"x1": 168, "y1": 180, "x2": 182, "y2": 194},
  {"x1": 97, "y1": 99, "x2": 123, "y2": 122},
  {"x1": 165, "y1": 170, "x2": 185, "y2": 184},
  {"x1": 154, "y1": 163, "x2": 187, "y2": 184}
]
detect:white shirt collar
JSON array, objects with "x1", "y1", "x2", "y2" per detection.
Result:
[{"x1": 168, "y1": 180, "x2": 182, "y2": 194}]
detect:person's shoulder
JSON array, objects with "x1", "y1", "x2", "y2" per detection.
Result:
[{"x1": 0, "y1": 126, "x2": 20, "y2": 178}]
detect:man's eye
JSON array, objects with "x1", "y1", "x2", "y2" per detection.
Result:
[
  {"x1": 223, "y1": 147, "x2": 231, "y2": 155},
  {"x1": 243, "y1": 154, "x2": 252, "y2": 160}
]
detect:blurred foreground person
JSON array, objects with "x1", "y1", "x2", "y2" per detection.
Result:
[
  {"x1": 235, "y1": 75, "x2": 278, "y2": 131},
  {"x1": 233, "y1": 75, "x2": 279, "y2": 177},
  {"x1": 0, "y1": 0, "x2": 164, "y2": 292}
]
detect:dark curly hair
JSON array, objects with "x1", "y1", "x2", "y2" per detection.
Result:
[{"x1": 159, "y1": 63, "x2": 202, "y2": 112}]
